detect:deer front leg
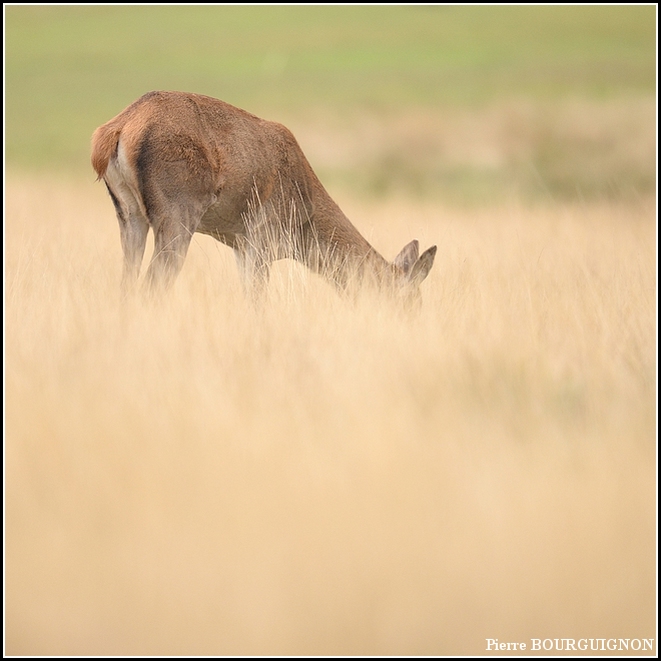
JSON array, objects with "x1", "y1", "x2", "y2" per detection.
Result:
[{"x1": 234, "y1": 244, "x2": 271, "y2": 303}]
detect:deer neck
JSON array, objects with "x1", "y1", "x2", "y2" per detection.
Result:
[{"x1": 297, "y1": 194, "x2": 395, "y2": 291}]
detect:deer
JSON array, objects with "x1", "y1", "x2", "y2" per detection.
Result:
[{"x1": 91, "y1": 91, "x2": 436, "y2": 304}]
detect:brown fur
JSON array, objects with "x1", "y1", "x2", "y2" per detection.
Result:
[
  {"x1": 91, "y1": 91, "x2": 436, "y2": 298},
  {"x1": 90, "y1": 123, "x2": 121, "y2": 181}
]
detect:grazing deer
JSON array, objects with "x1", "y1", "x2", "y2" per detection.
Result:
[{"x1": 91, "y1": 91, "x2": 436, "y2": 302}]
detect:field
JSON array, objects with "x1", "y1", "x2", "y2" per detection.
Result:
[
  {"x1": 4, "y1": 5, "x2": 657, "y2": 657},
  {"x1": 5, "y1": 175, "x2": 656, "y2": 655},
  {"x1": 5, "y1": 5, "x2": 656, "y2": 201}
]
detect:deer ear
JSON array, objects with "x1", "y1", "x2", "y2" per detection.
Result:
[
  {"x1": 393, "y1": 240, "x2": 420, "y2": 274},
  {"x1": 409, "y1": 245, "x2": 437, "y2": 286}
]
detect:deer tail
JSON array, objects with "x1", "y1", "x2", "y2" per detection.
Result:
[{"x1": 90, "y1": 121, "x2": 123, "y2": 180}]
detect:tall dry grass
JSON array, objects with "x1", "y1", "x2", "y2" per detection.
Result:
[{"x1": 4, "y1": 174, "x2": 656, "y2": 655}]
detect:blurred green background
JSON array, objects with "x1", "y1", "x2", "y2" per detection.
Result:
[{"x1": 5, "y1": 5, "x2": 657, "y2": 202}]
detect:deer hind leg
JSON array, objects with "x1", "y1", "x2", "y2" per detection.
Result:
[
  {"x1": 119, "y1": 211, "x2": 149, "y2": 294},
  {"x1": 144, "y1": 205, "x2": 203, "y2": 294},
  {"x1": 105, "y1": 181, "x2": 149, "y2": 294}
]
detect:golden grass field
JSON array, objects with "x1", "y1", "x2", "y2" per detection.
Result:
[{"x1": 4, "y1": 174, "x2": 656, "y2": 655}]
